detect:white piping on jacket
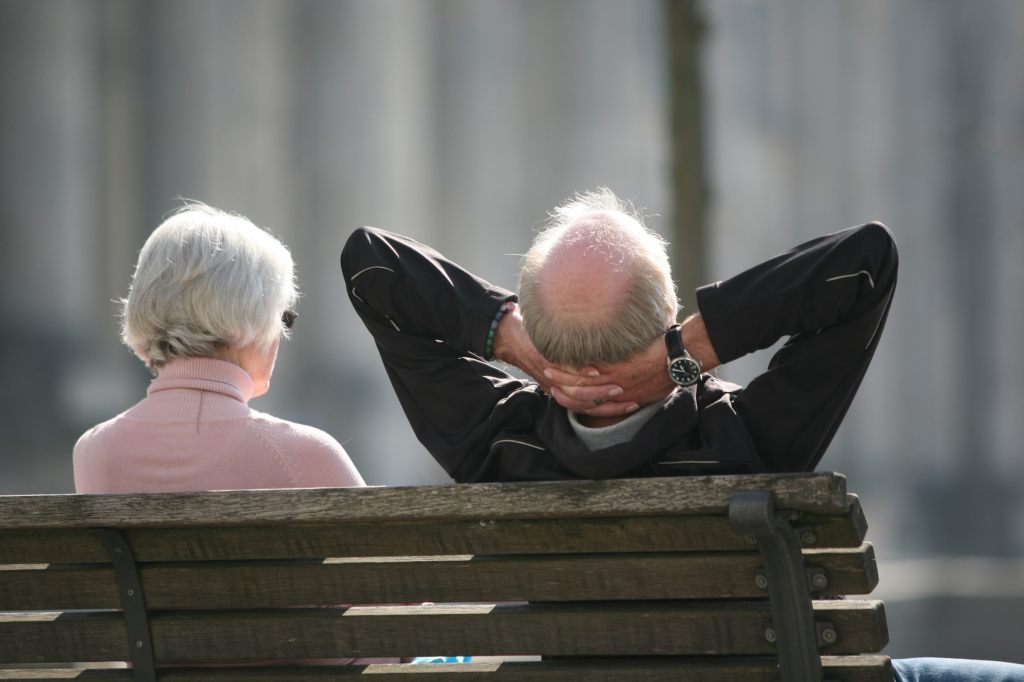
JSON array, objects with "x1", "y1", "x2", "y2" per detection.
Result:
[
  {"x1": 491, "y1": 439, "x2": 546, "y2": 452},
  {"x1": 350, "y1": 265, "x2": 395, "y2": 280},
  {"x1": 825, "y1": 270, "x2": 875, "y2": 289}
]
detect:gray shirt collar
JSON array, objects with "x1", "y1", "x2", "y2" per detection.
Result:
[{"x1": 566, "y1": 396, "x2": 672, "y2": 451}]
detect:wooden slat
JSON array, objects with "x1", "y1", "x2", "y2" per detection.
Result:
[
  {"x1": 0, "y1": 601, "x2": 887, "y2": 663},
  {"x1": 0, "y1": 545, "x2": 879, "y2": 610},
  {"x1": 0, "y1": 504, "x2": 866, "y2": 564},
  {"x1": 819, "y1": 600, "x2": 890, "y2": 654},
  {"x1": 0, "y1": 612, "x2": 127, "y2": 663},
  {"x1": 0, "y1": 673, "x2": 131, "y2": 681},
  {"x1": 0, "y1": 671, "x2": 132, "y2": 680},
  {"x1": 0, "y1": 475, "x2": 849, "y2": 529},
  {"x1": 806, "y1": 544, "x2": 879, "y2": 596},
  {"x1": 0, "y1": 529, "x2": 107, "y2": 564},
  {"x1": 0, "y1": 656, "x2": 894, "y2": 681}
]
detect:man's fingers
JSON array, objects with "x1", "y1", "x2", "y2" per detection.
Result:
[
  {"x1": 543, "y1": 366, "x2": 605, "y2": 387},
  {"x1": 553, "y1": 383, "x2": 623, "y2": 402},
  {"x1": 550, "y1": 387, "x2": 638, "y2": 417},
  {"x1": 549, "y1": 386, "x2": 593, "y2": 412}
]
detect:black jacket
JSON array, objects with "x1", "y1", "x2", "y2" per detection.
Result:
[{"x1": 341, "y1": 222, "x2": 897, "y2": 482}]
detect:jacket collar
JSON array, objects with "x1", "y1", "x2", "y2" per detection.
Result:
[{"x1": 538, "y1": 386, "x2": 701, "y2": 479}]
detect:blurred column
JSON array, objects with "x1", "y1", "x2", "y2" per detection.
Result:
[
  {"x1": 665, "y1": 0, "x2": 709, "y2": 312},
  {"x1": 0, "y1": 0, "x2": 112, "y2": 489},
  {"x1": 281, "y1": 0, "x2": 444, "y2": 485},
  {"x1": 989, "y1": 2, "x2": 1024, "y2": 503},
  {"x1": 914, "y1": 1, "x2": 1018, "y2": 555},
  {"x1": 0, "y1": 1, "x2": 100, "y2": 329}
]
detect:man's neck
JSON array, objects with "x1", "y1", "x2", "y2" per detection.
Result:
[{"x1": 578, "y1": 414, "x2": 630, "y2": 428}]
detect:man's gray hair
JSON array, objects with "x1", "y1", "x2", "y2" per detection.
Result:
[
  {"x1": 121, "y1": 203, "x2": 298, "y2": 370},
  {"x1": 518, "y1": 188, "x2": 678, "y2": 366}
]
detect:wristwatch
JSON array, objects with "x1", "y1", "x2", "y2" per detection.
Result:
[{"x1": 665, "y1": 324, "x2": 702, "y2": 387}]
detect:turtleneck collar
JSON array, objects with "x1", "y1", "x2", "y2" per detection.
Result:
[{"x1": 148, "y1": 357, "x2": 255, "y2": 404}]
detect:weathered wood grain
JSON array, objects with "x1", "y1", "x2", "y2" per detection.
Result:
[
  {"x1": 0, "y1": 504, "x2": 866, "y2": 564},
  {"x1": 0, "y1": 656, "x2": 894, "y2": 681},
  {"x1": 806, "y1": 544, "x2": 879, "y2": 595},
  {"x1": 0, "y1": 475, "x2": 848, "y2": 529},
  {"x1": 0, "y1": 545, "x2": 879, "y2": 611},
  {"x1": 0, "y1": 611, "x2": 127, "y2": 663},
  {"x1": 0, "y1": 601, "x2": 887, "y2": 663},
  {"x1": 816, "y1": 600, "x2": 890, "y2": 655}
]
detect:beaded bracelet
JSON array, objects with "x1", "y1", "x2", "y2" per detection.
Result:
[{"x1": 484, "y1": 301, "x2": 516, "y2": 360}]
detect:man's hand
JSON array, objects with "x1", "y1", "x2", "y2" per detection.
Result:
[
  {"x1": 492, "y1": 304, "x2": 635, "y2": 416},
  {"x1": 544, "y1": 313, "x2": 722, "y2": 417},
  {"x1": 543, "y1": 337, "x2": 670, "y2": 414}
]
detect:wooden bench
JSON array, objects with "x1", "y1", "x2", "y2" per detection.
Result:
[{"x1": 0, "y1": 473, "x2": 891, "y2": 680}]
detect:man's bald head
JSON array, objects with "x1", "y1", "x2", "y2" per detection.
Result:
[
  {"x1": 518, "y1": 189, "x2": 678, "y2": 366},
  {"x1": 536, "y1": 211, "x2": 637, "y2": 327}
]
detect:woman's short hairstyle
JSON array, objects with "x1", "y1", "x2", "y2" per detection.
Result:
[
  {"x1": 518, "y1": 188, "x2": 678, "y2": 366},
  {"x1": 121, "y1": 203, "x2": 297, "y2": 370}
]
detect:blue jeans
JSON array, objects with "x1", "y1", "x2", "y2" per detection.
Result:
[{"x1": 893, "y1": 658, "x2": 1024, "y2": 682}]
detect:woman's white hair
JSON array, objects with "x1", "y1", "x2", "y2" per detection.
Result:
[
  {"x1": 121, "y1": 203, "x2": 298, "y2": 371},
  {"x1": 518, "y1": 188, "x2": 678, "y2": 366}
]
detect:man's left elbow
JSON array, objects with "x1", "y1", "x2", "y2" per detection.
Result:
[{"x1": 856, "y1": 220, "x2": 899, "y2": 279}]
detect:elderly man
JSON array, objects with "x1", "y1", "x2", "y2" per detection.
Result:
[
  {"x1": 341, "y1": 189, "x2": 1024, "y2": 681},
  {"x1": 341, "y1": 188, "x2": 896, "y2": 481}
]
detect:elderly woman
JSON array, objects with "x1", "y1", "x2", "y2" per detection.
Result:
[{"x1": 74, "y1": 203, "x2": 364, "y2": 493}]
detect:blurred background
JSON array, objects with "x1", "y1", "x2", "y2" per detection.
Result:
[{"x1": 2, "y1": 0, "x2": 1022, "y2": 663}]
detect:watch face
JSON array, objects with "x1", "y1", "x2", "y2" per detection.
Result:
[{"x1": 668, "y1": 357, "x2": 701, "y2": 386}]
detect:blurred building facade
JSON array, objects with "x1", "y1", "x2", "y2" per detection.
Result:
[
  {"x1": 1, "y1": 0, "x2": 1022, "y2": 663},
  {"x1": 0, "y1": 0, "x2": 670, "y2": 490},
  {"x1": 703, "y1": 0, "x2": 1024, "y2": 660}
]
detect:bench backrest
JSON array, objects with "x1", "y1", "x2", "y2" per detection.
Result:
[{"x1": 0, "y1": 473, "x2": 891, "y2": 681}]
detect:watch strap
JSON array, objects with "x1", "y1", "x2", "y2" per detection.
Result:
[{"x1": 665, "y1": 323, "x2": 685, "y2": 359}]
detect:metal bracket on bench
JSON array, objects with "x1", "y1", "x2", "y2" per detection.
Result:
[
  {"x1": 729, "y1": 491, "x2": 823, "y2": 682},
  {"x1": 95, "y1": 529, "x2": 156, "y2": 682}
]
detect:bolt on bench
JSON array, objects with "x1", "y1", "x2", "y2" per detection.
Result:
[{"x1": 0, "y1": 473, "x2": 891, "y2": 680}]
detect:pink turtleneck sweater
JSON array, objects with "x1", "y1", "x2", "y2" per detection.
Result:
[
  {"x1": 72, "y1": 357, "x2": 397, "y2": 666},
  {"x1": 74, "y1": 357, "x2": 365, "y2": 493}
]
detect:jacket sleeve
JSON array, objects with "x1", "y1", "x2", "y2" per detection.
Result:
[
  {"x1": 340, "y1": 227, "x2": 530, "y2": 480},
  {"x1": 695, "y1": 222, "x2": 899, "y2": 471}
]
